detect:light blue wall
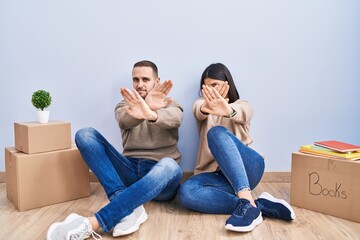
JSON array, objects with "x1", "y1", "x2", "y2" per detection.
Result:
[{"x1": 1, "y1": 0, "x2": 360, "y2": 172}]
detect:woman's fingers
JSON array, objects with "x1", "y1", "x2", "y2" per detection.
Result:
[
  {"x1": 202, "y1": 85, "x2": 213, "y2": 101},
  {"x1": 218, "y1": 81, "x2": 226, "y2": 95},
  {"x1": 218, "y1": 81, "x2": 229, "y2": 98},
  {"x1": 202, "y1": 88, "x2": 211, "y2": 102},
  {"x1": 206, "y1": 85, "x2": 217, "y2": 99},
  {"x1": 212, "y1": 87, "x2": 223, "y2": 98},
  {"x1": 223, "y1": 84, "x2": 229, "y2": 98}
]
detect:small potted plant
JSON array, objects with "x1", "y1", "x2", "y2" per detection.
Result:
[{"x1": 31, "y1": 90, "x2": 52, "y2": 123}]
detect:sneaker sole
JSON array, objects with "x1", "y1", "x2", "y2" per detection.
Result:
[
  {"x1": 113, "y1": 209, "x2": 148, "y2": 237},
  {"x1": 47, "y1": 222, "x2": 62, "y2": 240},
  {"x1": 46, "y1": 213, "x2": 81, "y2": 240},
  {"x1": 225, "y1": 213, "x2": 263, "y2": 232},
  {"x1": 259, "y1": 192, "x2": 296, "y2": 220}
]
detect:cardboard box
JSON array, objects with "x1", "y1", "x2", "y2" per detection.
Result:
[
  {"x1": 5, "y1": 146, "x2": 90, "y2": 211},
  {"x1": 291, "y1": 152, "x2": 360, "y2": 222},
  {"x1": 14, "y1": 121, "x2": 71, "y2": 154}
]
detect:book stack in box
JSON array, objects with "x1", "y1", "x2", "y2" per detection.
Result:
[
  {"x1": 5, "y1": 121, "x2": 90, "y2": 211},
  {"x1": 299, "y1": 140, "x2": 360, "y2": 161}
]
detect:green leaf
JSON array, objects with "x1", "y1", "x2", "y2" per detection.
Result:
[{"x1": 31, "y1": 90, "x2": 52, "y2": 111}]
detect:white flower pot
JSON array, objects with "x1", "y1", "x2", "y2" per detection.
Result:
[{"x1": 36, "y1": 110, "x2": 50, "y2": 123}]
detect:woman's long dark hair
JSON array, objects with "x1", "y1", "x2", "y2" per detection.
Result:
[{"x1": 199, "y1": 63, "x2": 240, "y2": 103}]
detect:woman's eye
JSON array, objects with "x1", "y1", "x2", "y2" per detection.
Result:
[{"x1": 211, "y1": 83, "x2": 218, "y2": 88}]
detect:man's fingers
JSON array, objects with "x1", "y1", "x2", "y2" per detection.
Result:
[
  {"x1": 132, "y1": 88, "x2": 142, "y2": 99},
  {"x1": 122, "y1": 88, "x2": 134, "y2": 97},
  {"x1": 120, "y1": 87, "x2": 127, "y2": 96},
  {"x1": 162, "y1": 80, "x2": 173, "y2": 95},
  {"x1": 152, "y1": 82, "x2": 161, "y2": 91},
  {"x1": 121, "y1": 88, "x2": 134, "y2": 103},
  {"x1": 156, "y1": 80, "x2": 167, "y2": 92},
  {"x1": 157, "y1": 80, "x2": 172, "y2": 94}
]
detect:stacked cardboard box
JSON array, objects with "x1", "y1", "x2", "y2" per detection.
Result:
[
  {"x1": 291, "y1": 152, "x2": 360, "y2": 223},
  {"x1": 5, "y1": 121, "x2": 90, "y2": 211}
]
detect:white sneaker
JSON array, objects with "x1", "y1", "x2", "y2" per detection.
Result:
[
  {"x1": 47, "y1": 213, "x2": 102, "y2": 240},
  {"x1": 113, "y1": 205, "x2": 148, "y2": 237}
]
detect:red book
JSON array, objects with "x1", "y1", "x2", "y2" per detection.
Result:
[{"x1": 314, "y1": 140, "x2": 360, "y2": 153}]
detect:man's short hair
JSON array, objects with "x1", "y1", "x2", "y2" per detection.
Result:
[{"x1": 133, "y1": 60, "x2": 158, "y2": 78}]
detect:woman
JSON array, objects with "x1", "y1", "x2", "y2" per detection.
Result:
[{"x1": 179, "y1": 63, "x2": 295, "y2": 232}]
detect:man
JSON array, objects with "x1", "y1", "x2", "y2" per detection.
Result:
[{"x1": 46, "y1": 60, "x2": 183, "y2": 240}]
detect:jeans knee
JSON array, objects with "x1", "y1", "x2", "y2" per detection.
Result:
[
  {"x1": 75, "y1": 127, "x2": 97, "y2": 145},
  {"x1": 207, "y1": 126, "x2": 229, "y2": 146},
  {"x1": 180, "y1": 177, "x2": 197, "y2": 197},
  {"x1": 179, "y1": 180, "x2": 196, "y2": 208},
  {"x1": 207, "y1": 126, "x2": 227, "y2": 140},
  {"x1": 158, "y1": 158, "x2": 183, "y2": 180}
]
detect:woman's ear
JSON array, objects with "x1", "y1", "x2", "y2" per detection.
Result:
[{"x1": 156, "y1": 77, "x2": 160, "y2": 83}]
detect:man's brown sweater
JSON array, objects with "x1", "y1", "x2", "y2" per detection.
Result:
[{"x1": 115, "y1": 100, "x2": 183, "y2": 162}]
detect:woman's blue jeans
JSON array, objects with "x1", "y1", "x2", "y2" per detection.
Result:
[
  {"x1": 75, "y1": 127, "x2": 183, "y2": 232},
  {"x1": 179, "y1": 126, "x2": 264, "y2": 214}
]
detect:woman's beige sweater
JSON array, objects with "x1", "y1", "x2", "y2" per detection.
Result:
[{"x1": 193, "y1": 98, "x2": 254, "y2": 174}]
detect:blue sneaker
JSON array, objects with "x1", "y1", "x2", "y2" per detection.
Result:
[
  {"x1": 225, "y1": 199, "x2": 263, "y2": 232},
  {"x1": 255, "y1": 192, "x2": 296, "y2": 221}
]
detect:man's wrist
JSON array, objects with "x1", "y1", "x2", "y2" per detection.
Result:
[{"x1": 146, "y1": 110, "x2": 158, "y2": 121}]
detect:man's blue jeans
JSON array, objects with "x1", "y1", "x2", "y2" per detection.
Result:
[
  {"x1": 75, "y1": 127, "x2": 183, "y2": 232},
  {"x1": 179, "y1": 126, "x2": 264, "y2": 214}
]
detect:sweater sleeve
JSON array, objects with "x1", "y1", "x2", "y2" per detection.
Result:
[
  {"x1": 192, "y1": 98, "x2": 208, "y2": 121},
  {"x1": 114, "y1": 100, "x2": 144, "y2": 130},
  {"x1": 229, "y1": 100, "x2": 253, "y2": 124},
  {"x1": 149, "y1": 101, "x2": 183, "y2": 129}
]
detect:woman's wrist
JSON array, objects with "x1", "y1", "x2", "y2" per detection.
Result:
[
  {"x1": 200, "y1": 105, "x2": 208, "y2": 115},
  {"x1": 226, "y1": 107, "x2": 237, "y2": 118}
]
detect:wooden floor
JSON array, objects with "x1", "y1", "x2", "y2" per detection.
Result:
[{"x1": 1, "y1": 182, "x2": 359, "y2": 240}]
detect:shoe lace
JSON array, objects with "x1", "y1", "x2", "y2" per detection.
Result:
[
  {"x1": 234, "y1": 201, "x2": 246, "y2": 215},
  {"x1": 90, "y1": 231, "x2": 102, "y2": 240},
  {"x1": 69, "y1": 221, "x2": 103, "y2": 240},
  {"x1": 234, "y1": 200, "x2": 252, "y2": 216}
]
